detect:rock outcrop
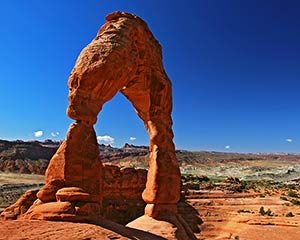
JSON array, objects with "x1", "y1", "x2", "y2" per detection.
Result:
[
  {"x1": 63, "y1": 11, "x2": 181, "y2": 218},
  {"x1": 0, "y1": 189, "x2": 38, "y2": 220},
  {"x1": 2, "y1": 11, "x2": 193, "y2": 239},
  {"x1": 30, "y1": 11, "x2": 181, "y2": 220},
  {"x1": 102, "y1": 165, "x2": 147, "y2": 224},
  {"x1": 1, "y1": 165, "x2": 147, "y2": 224}
]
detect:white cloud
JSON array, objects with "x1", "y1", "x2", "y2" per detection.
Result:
[
  {"x1": 51, "y1": 132, "x2": 60, "y2": 137},
  {"x1": 34, "y1": 130, "x2": 43, "y2": 138},
  {"x1": 286, "y1": 138, "x2": 293, "y2": 143},
  {"x1": 129, "y1": 137, "x2": 136, "y2": 141},
  {"x1": 97, "y1": 135, "x2": 115, "y2": 145},
  {"x1": 225, "y1": 145, "x2": 230, "y2": 149}
]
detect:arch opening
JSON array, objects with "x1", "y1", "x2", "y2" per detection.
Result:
[{"x1": 95, "y1": 92, "x2": 148, "y2": 148}]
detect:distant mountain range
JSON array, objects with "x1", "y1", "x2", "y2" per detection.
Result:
[{"x1": 1, "y1": 139, "x2": 300, "y2": 175}]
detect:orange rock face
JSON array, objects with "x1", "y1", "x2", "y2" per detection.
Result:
[
  {"x1": 66, "y1": 11, "x2": 181, "y2": 217},
  {"x1": 5, "y1": 11, "x2": 181, "y2": 222},
  {"x1": 45, "y1": 122, "x2": 102, "y2": 201},
  {"x1": 102, "y1": 165, "x2": 147, "y2": 224},
  {"x1": 0, "y1": 190, "x2": 38, "y2": 220},
  {"x1": 37, "y1": 179, "x2": 65, "y2": 202}
]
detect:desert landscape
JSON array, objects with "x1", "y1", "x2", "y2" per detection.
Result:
[
  {"x1": 1, "y1": 140, "x2": 300, "y2": 239},
  {"x1": 2, "y1": 1, "x2": 300, "y2": 239}
]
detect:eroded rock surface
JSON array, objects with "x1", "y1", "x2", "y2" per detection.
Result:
[
  {"x1": 2, "y1": 11, "x2": 190, "y2": 239},
  {"x1": 65, "y1": 12, "x2": 181, "y2": 216},
  {"x1": 1, "y1": 165, "x2": 147, "y2": 224},
  {"x1": 102, "y1": 165, "x2": 147, "y2": 224},
  {"x1": 0, "y1": 189, "x2": 38, "y2": 220},
  {"x1": 37, "y1": 179, "x2": 65, "y2": 202},
  {"x1": 38, "y1": 11, "x2": 180, "y2": 220}
]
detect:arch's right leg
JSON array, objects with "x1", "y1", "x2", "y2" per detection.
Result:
[{"x1": 121, "y1": 72, "x2": 181, "y2": 219}]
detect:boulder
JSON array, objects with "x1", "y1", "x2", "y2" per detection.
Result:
[
  {"x1": 22, "y1": 201, "x2": 75, "y2": 220},
  {"x1": 56, "y1": 187, "x2": 91, "y2": 202},
  {"x1": 37, "y1": 179, "x2": 65, "y2": 202}
]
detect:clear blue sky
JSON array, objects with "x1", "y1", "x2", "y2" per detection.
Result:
[{"x1": 1, "y1": 0, "x2": 300, "y2": 153}]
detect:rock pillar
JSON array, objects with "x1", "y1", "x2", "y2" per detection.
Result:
[
  {"x1": 143, "y1": 115, "x2": 181, "y2": 217},
  {"x1": 45, "y1": 121, "x2": 102, "y2": 203}
]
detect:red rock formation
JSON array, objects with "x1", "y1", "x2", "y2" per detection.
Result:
[
  {"x1": 37, "y1": 179, "x2": 65, "y2": 202},
  {"x1": 66, "y1": 11, "x2": 181, "y2": 217},
  {"x1": 31, "y1": 11, "x2": 180, "y2": 220},
  {"x1": 22, "y1": 121, "x2": 103, "y2": 222},
  {"x1": 45, "y1": 122, "x2": 102, "y2": 202},
  {"x1": 2, "y1": 11, "x2": 191, "y2": 238},
  {"x1": 1, "y1": 164, "x2": 147, "y2": 224},
  {"x1": 0, "y1": 189, "x2": 38, "y2": 220},
  {"x1": 102, "y1": 165, "x2": 147, "y2": 224}
]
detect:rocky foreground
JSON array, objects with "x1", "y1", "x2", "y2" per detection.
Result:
[
  {"x1": 2, "y1": 139, "x2": 300, "y2": 239},
  {"x1": 1, "y1": 176, "x2": 300, "y2": 239},
  {"x1": 183, "y1": 177, "x2": 300, "y2": 239},
  {"x1": 0, "y1": 218, "x2": 180, "y2": 240}
]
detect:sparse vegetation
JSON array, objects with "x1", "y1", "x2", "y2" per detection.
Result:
[
  {"x1": 288, "y1": 190, "x2": 298, "y2": 198},
  {"x1": 280, "y1": 196, "x2": 288, "y2": 201},
  {"x1": 290, "y1": 199, "x2": 300, "y2": 205},
  {"x1": 259, "y1": 206, "x2": 273, "y2": 216},
  {"x1": 287, "y1": 184, "x2": 296, "y2": 190},
  {"x1": 286, "y1": 212, "x2": 294, "y2": 217},
  {"x1": 235, "y1": 180, "x2": 253, "y2": 193},
  {"x1": 181, "y1": 174, "x2": 210, "y2": 183},
  {"x1": 259, "y1": 206, "x2": 265, "y2": 215}
]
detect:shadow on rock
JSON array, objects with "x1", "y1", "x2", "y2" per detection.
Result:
[
  {"x1": 93, "y1": 217, "x2": 167, "y2": 240},
  {"x1": 178, "y1": 200, "x2": 203, "y2": 233}
]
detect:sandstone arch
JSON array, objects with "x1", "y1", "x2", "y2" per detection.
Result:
[{"x1": 28, "y1": 12, "x2": 181, "y2": 221}]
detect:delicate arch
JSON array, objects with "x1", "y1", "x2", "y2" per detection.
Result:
[{"x1": 46, "y1": 12, "x2": 181, "y2": 218}]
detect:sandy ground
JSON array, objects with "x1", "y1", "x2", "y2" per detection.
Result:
[
  {"x1": 189, "y1": 191, "x2": 300, "y2": 240},
  {"x1": 0, "y1": 217, "x2": 189, "y2": 240},
  {"x1": 0, "y1": 172, "x2": 44, "y2": 185},
  {"x1": 1, "y1": 173, "x2": 300, "y2": 239},
  {"x1": 0, "y1": 219, "x2": 128, "y2": 240},
  {"x1": 1, "y1": 193, "x2": 300, "y2": 240}
]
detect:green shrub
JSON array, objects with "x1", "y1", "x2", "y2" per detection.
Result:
[
  {"x1": 280, "y1": 196, "x2": 288, "y2": 201},
  {"x1": 259, "y1": 206, "x2": 265, "y2": 215},
  {"x1": 288, "y1": 190, "x2": 298, "y2": 198},
  {"x1": 259, "y1": 206, "x2": 272, "y2": 216},
  {"x1": 265, "y1": 208, "x2": 273, "y2": 216},
  {"x1": 286, "y1": 212, "x2": 294, "y2": 217},
  {"x1": 238, "y1": 209, "x2": 251, "y2": 213},
  {"x1": 290, "y1": 199, "x2": 300, "y2": 205},
  {"x1": 287, "y1": 184, "x2": 296, "y2": 190}
]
